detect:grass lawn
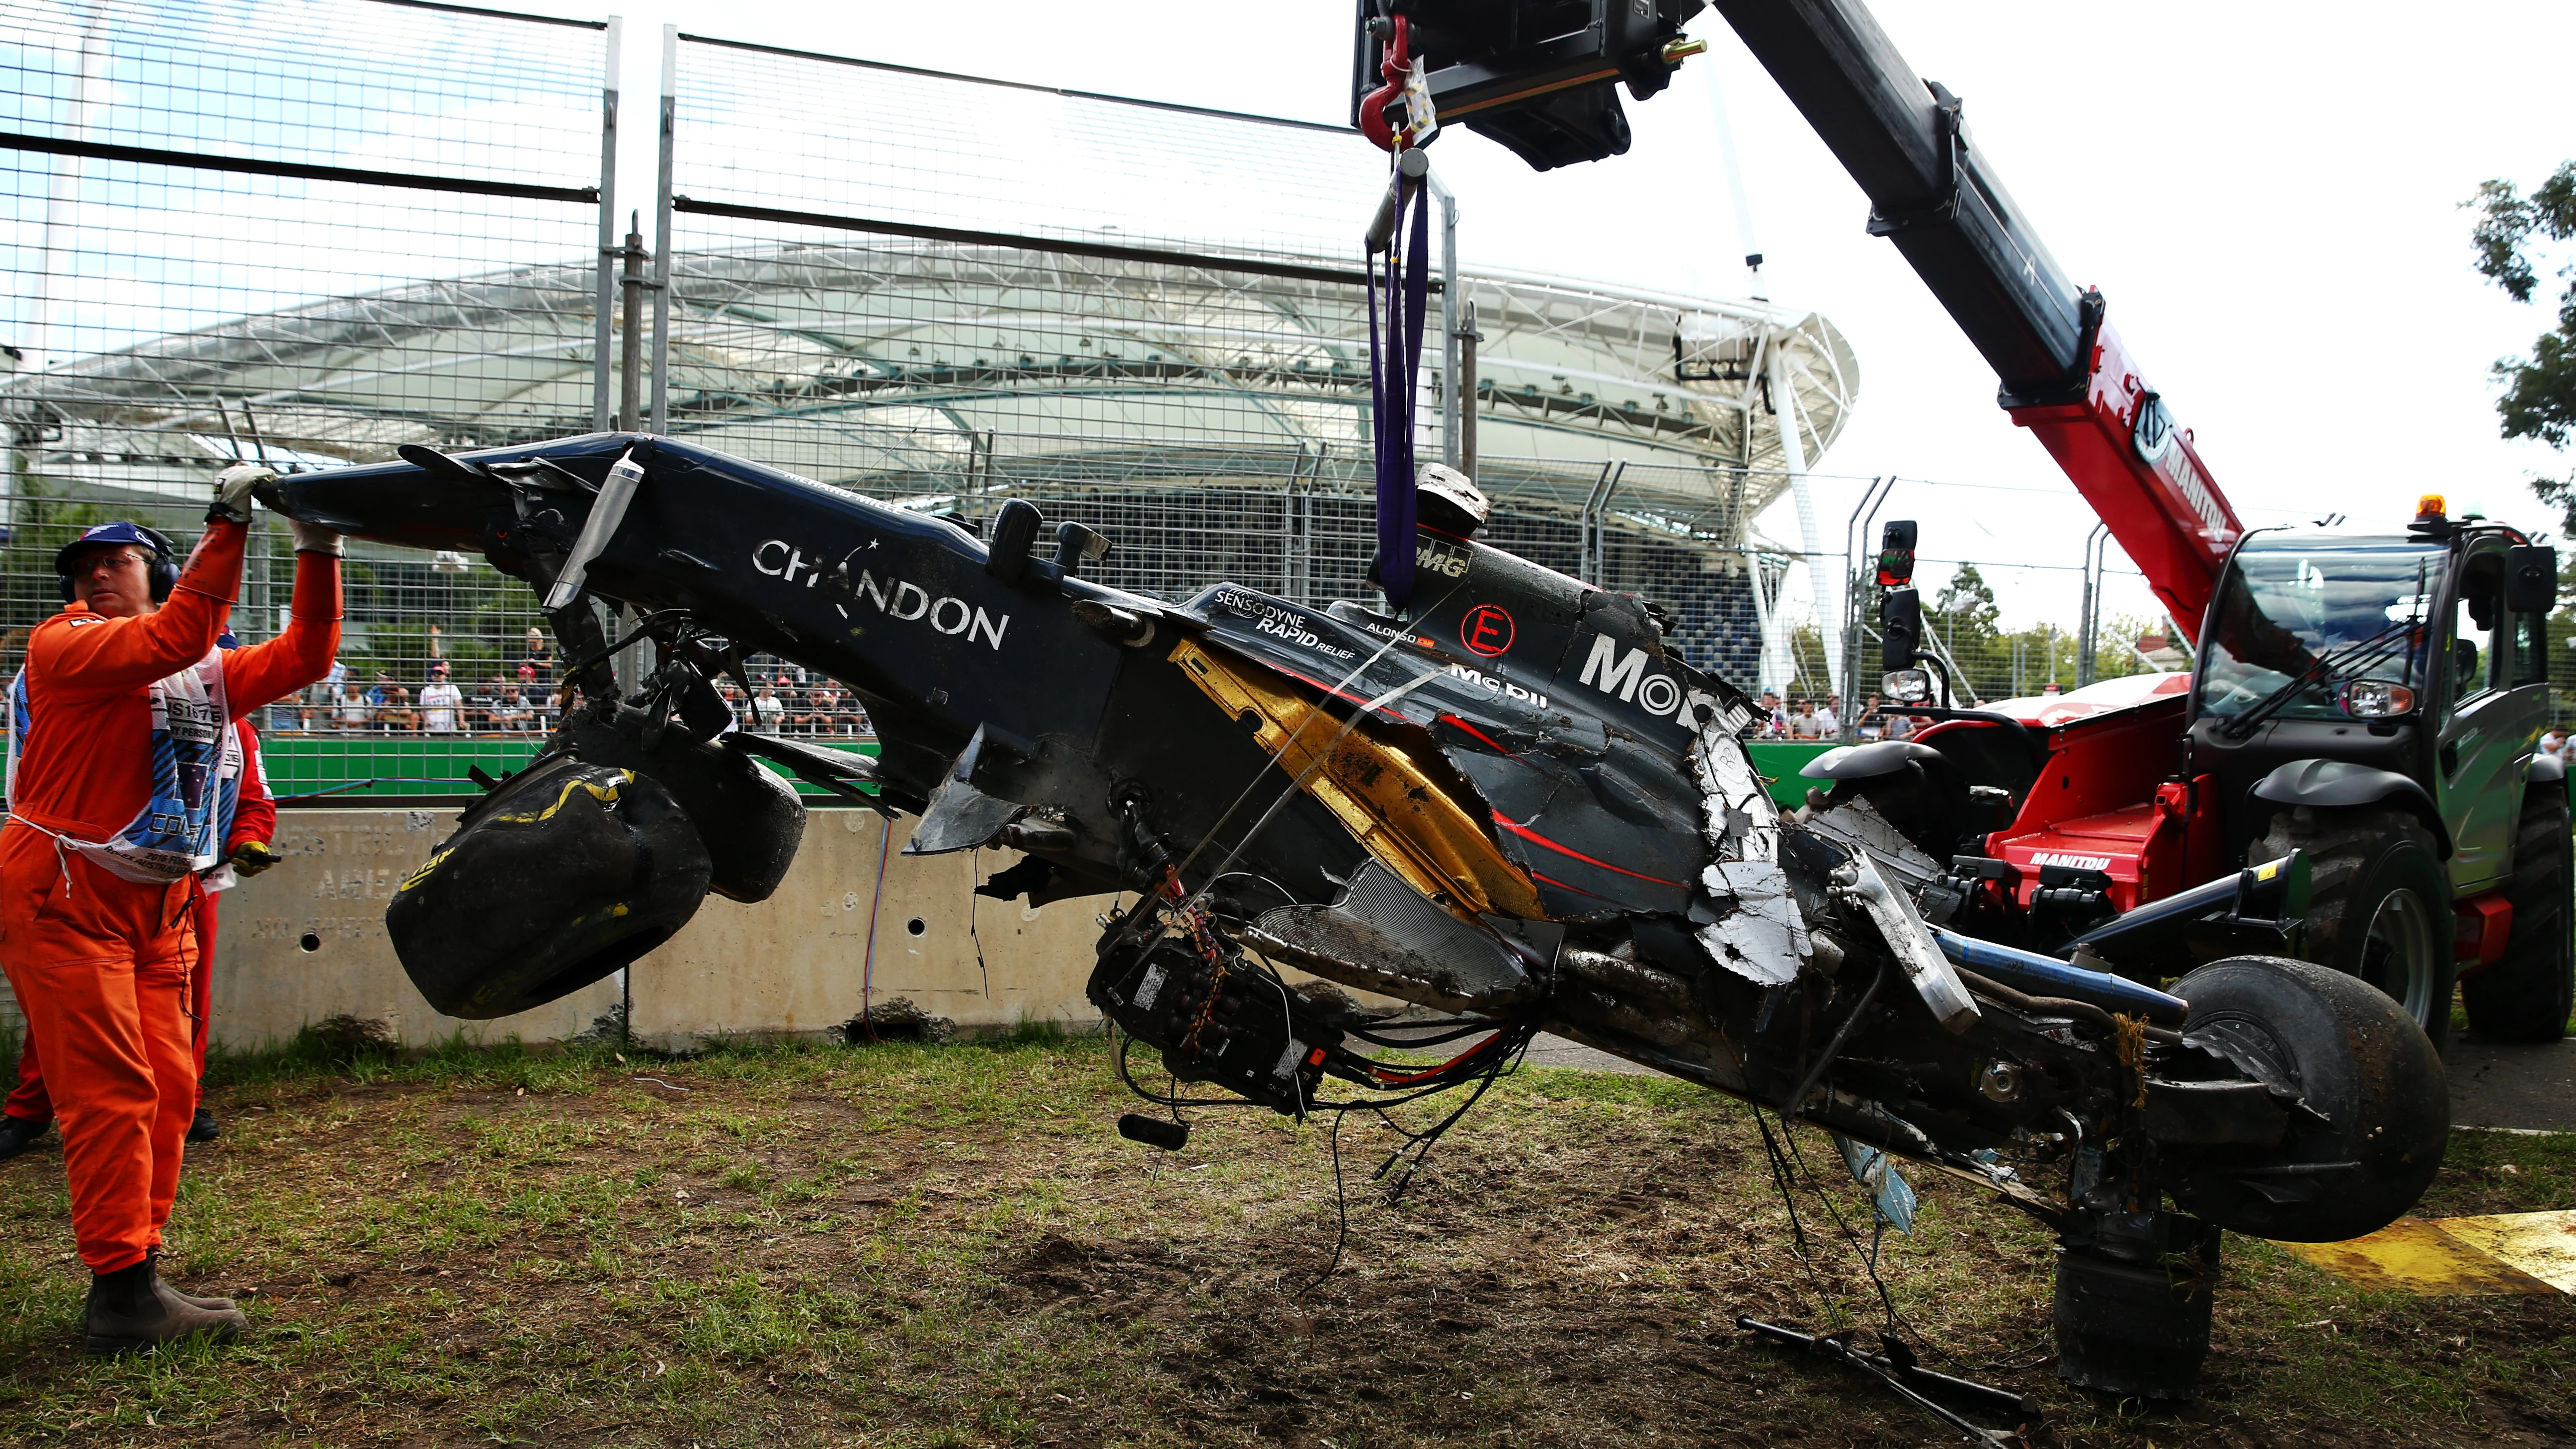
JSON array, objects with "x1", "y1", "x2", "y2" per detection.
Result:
[{"x1": 0, "y1": 1031, "x2": 2569, "y2": 1447}]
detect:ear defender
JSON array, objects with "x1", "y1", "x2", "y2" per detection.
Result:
[
  {"x1": 141, "y1": 526, "x2": 180, "y2": 601},
  {"x1": 55, "y1": 523, "x2": 183, "y2": 603}
]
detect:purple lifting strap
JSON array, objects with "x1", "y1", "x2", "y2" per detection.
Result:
[{"x1": 1368, "y1": 162, "x2": 1432, "y2": 608}]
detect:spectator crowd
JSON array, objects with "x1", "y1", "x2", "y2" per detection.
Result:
[
  {"x1": 269, "y1": 647, "x2": 873, "y2": 739},
  {"x1": 1744, "y1": 691, "x2": 1914, "y2": 742}
]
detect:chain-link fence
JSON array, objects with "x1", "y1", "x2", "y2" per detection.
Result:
[
  {"x1": 0, "y1": 0, "x2": 622, "y2": 797},
  {"x1": 0, "y1": 8, "x2": 1851, "y2": 750},
  {"x1": 2, "y1": 2, "x2": 2196, "y2": 796},
  {"x1": 644, "y1": 29, "x2": 1831, "y2": 687}
]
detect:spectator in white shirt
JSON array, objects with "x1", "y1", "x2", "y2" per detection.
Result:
[
  {"x1": 333, "y1": 676, "x2": 373, "y2": 732},
  {"x1": 752, "y1": 683, "x2": 786, "y2": 731},
  {"x1": 419, "y1": 663, "x2": 464, "y2": 734}
]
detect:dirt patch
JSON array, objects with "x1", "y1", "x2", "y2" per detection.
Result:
[{"x1": 0, "y1": 1038, "x2": 2565, "y2": 1447}]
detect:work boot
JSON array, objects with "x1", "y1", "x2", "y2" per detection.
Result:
[
  {"x1": 0, "y1": 1113, "x2": 50, "y2": 1162},
  {"x1": 186, "y1": 1108, "x2": 219, "y2": 1144},
  {"x1": 84, "y1": 1259, "x2": 246, "y2": 1355},
  {"x1": 145, "y1": 1249, "x2": 236, "y2": 1312}
]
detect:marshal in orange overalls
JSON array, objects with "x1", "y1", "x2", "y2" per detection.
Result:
[
  {"x1": 0, "y1": 517, "x2": 336, "y2": 1273},
  {"x1": 6, "y1": 716, "x2": 275, "y2": 1132}
]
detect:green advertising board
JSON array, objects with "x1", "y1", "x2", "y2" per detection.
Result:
[{"x1": 263, "y1": 734, "x2": 1829, "y2": 810}]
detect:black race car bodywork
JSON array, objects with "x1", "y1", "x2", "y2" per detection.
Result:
[{"x1": 266, "y1": 432, "x2": 2447, "y2": 1399}]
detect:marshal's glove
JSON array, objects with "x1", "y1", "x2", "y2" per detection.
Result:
[
  {"x1": 228, "y1": 840, "x2": 278, "y2": 878},
  {"x1": 209, "y1": 463, "x2": 273, "y2": 525},
  {"x1": 288, "y1": 516, "x2": 344, "y2": 557}
]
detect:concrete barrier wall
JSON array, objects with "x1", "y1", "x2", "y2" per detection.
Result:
[{"x1": 210, "y1": 806, "x2": 1115, "y2": 1050}]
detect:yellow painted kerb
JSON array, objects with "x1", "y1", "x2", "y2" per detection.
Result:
[{"x1": 2277, "y1": 1209, "x2": 2576, "y2": 1296}]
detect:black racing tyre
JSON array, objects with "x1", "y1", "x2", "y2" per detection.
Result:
[
  {"x1": 387, "y1": 757, "x2": 713, "y2": 1019},
  {"x1": 2164, "y1": 955, "x2": 2447, "y2": 1243},
  {"x1": 2251, "y1": 805, "x2": 2455, "y2": 1051},
  {"x1": 559, "y1": 702, "x2": 806, "y2": 903},
  {"x1": 2462, "y1": 784, "x2": 2575, "y2": 1042}
]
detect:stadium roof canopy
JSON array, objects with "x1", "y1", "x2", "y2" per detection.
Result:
[{"x1": 2, "y1": 240, "x2": 1857, "y2": 537}]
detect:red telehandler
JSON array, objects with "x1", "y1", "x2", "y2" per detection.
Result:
[{"x1": 1363, "y1": 0, "x2": 2574, "y2": 1048}]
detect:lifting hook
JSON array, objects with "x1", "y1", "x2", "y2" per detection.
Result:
[{"x1": 1358, "y1": 13, "x2": 1437, "y2": 154}]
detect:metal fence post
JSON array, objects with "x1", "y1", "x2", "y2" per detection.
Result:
[
  {"x1": 2077, "y1": 521, "x2": 2109, "y2": 688},
  {"x1": 1456, "y1": 299, "x2": 1480, "y2": 481},
  {"x1": 1282, "y1": 442, "x2": 1310, "y2": 602},
  {"x1": 619, "y1": 216, "x2": 647, "y2": 428},
  {"x1": 1428, "y1": 168, "x2": 1459, "y2": 470},
  {"x1": 1580, "y1": 460, "x2": 1623, "y2": 587},
  {"x1": 649, "y1": 25, "x2": 677, "y2": 434},
  {"x1": 1838, "y1": 474, "x2": 1893, "y2": 743},
  {"x1": 591, "y1": 17, "x2": 620, "y2": 431}
]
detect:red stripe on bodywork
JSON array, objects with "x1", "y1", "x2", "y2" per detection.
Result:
[
  {"x1": 1437, "y1": 713, "x2": 1517, "y2": 757},
  {"x1": 1529, "y1": 869, "x2": 1613, "y2": 901},
  {"x1": 1492, "y1": 814, "x2": 1685, "y2": 888}
]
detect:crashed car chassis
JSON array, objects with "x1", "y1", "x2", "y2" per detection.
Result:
[{"x1": 271, "y1": 432, "x2": 2450, "y2": 1402}]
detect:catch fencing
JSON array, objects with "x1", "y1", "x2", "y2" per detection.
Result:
[
  {"x1": 0, "y1": 0, "x2": 624, "y2": 795},
  {"x1": 642, "y1": 31, "x2": 1805, "y2": 684},
  {"x1": 9, "y1": 0, "x2": 2570, "y2": 794}
]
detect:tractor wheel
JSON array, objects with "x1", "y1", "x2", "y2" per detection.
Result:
[
  {"x1": 2462, "y1": 784, "x2": 2575, "y2": 1042},
  {"x1": 2252, "y1": 805, "x2": 2454, "y2": 1051}
]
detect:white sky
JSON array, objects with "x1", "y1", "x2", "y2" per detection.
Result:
[{"x1": 510, "y1": 0, "x2": 2576, "y2": 634}]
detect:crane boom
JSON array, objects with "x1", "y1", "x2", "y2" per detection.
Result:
[{"x1": 1706, "y1": 0, "x2": 2243, "y2": 637}]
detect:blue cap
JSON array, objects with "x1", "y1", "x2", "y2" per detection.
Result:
[
  {"x1": 217, "y1": 631, "x2": 240, "y2": 649},
  {"x1": 53, "y1": 520, "x2": 174, "y2": 576}
]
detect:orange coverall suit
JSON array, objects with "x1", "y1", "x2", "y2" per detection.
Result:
[
  {"x1": 6, "y1": 719, "x2": 274, "y2": 1124},
  {"x1": 0, "y1": 521, "x2": 336, "y2": 1272}
]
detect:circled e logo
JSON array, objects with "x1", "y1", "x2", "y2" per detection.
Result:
[{"x1": 1460, "y1": 604, "x2": 1515, "y2": 658}]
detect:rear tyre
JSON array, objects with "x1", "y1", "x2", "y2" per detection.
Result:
[
  {"x1": 2164, "y1": 955, "x2": 2447, "y2": 1243},
  {"x1": 2462, "y1": 784, "x2": 2575, "y2": 1042},
  {"x1": 2252, "y1": 805, "x2": 2455, "y2": 1051}
]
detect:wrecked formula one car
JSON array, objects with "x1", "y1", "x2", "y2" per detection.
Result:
[{"x1": 266, "y1": 433, "x2": 2445, "y2": 1400}]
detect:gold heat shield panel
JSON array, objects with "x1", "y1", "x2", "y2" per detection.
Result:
[{"x1": 1169, "y1": 638, "x2": 1545, "y2": 922}]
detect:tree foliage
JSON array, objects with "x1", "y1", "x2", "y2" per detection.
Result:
[
  {"x1": 2469, "y1": 161, "x2": 2576, "y2": 530},
  {"x1": 1933, "y1": 564, "x2": 2001, "y2": 642}
]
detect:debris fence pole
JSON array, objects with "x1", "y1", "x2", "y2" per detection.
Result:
[
  {"x1": 1838, "y1": 474, "x2": 1895, "y2": 744},
  {"x1": 1579, "y1": 460, "x2": 1624, "y2": 587},
  {"x1": 649, "y1": 24, "x2": 677, "y2": 434},
  {"x1": 2077, "y1": 521, "x2": 2109, "y2": 688},
  {"x1": 1282, "y1": 442, "x2": 1313, "y2": 603},
  {"x1": 619, "y1": 216, "x2": 646, "y2": 428},
  {"x1": 1456, "y1": 299, "x2": 1480, "y2": 481},
  {"x1": 1429, "y1": 166, "x2": 1459, "y2": 470},
  {"x1": 590, "y1": 16, "x2": 620, "y2": 430}
]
